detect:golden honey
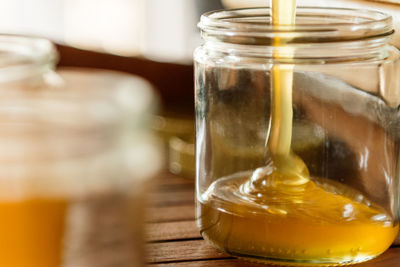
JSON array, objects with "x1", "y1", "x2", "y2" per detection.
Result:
[
  {"x1": 198, "y1": 171, "x2": 398, "y2": 265},
  {"x1": 0, "y1": 198, "x2": 67, "y2": 267}
]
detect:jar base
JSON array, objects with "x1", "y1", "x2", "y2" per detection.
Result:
[
  {"x1": 235, "y1": 252, "x2": 377, "y2": 266},
  {"x1": 197, "y1": 171, "x2": 397, "y2": 267},
  {"x1": 201, "y1": 233, "x2": 377, "y2": 267}
]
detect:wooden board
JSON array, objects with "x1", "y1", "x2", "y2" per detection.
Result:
[
  {"x1": 146, "y1": 220, "x2": 201, "y2": 242},
  {"x1": 146, "y1": 205, "x2": 195, "y2": 223}
]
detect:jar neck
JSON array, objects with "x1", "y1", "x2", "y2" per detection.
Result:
[
  {"x1": 203, "y1": 37, "x2": 393, "y2": 64},
  {"x1": 199, "y1": 7, "x2": 394, "y2": 62}
]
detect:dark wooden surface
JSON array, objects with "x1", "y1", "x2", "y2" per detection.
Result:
[{"x1": 146, "y1": 171, "x2": 400, "y2": 266}]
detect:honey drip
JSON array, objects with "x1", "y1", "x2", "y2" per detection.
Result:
[{"x1": 198, "y1": 1, "x2": 398, "y2": 265}]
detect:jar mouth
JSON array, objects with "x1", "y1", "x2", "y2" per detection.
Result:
[
  {"x1": 199, "y1": 7, "x2": 394, "y2": 44},
  {"x1": 0, "y1": 35, "x2": 57, "y2": 82}
]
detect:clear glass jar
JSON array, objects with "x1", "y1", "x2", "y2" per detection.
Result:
[
  {"x1": 195, "y1": 7, "x2": 400, "y2": 266},
  {"x1": 0, "y1": 36, "x2": 161, "y2": 267}
]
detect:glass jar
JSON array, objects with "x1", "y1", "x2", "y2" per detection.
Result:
[
  {"x1": 195, "y1": 7, "x2": 400, "y2": 266},
  {"x1": 0, "y1": 36, "x2": 161, "y2": 267}
]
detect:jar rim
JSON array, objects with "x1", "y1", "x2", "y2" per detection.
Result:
[
  {"x1": 199, "y1": 7, "x2": 394, "y2": 44},
  {"x1": 0, "y1": 34, "x2": 56, "y2": 63},
  {"x1": 0, "y1": 34, "x2": 57, "y2": 82}
]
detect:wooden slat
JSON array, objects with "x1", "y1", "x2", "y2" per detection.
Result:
[
  {"x1": 155, "y1": 183, "x2": 194, "y2": 193},
  {"x1": 150, "y1": 247, "x2": 400, "y2": 267},
  {"x1": 146, "y1": 204, "x2": 195, "y2": 223},
  {"x1": 155, "y1": 172, "x2": 194, "y2": 187},
  {"x1": 146, "y1": 220, "x2": 201, "y2": 242},
  {"x1": 153, "y1": 173, "x2": 194, "y2": 193},
  {"x1": 147, "y1": 239, "x2": 229, "y2": 264},
  {"x1": 155, "y1": 184, "x2": 194, "y2": 192},
  {"x1": 148, "y1": 190, "x2": 194, "y2": 207},
  {"x1": 150, "y1": 259, "x2": 269, "y2": 267},
  {"x1": 359, "y1": 247, "x2": 400, "y2": 267}
]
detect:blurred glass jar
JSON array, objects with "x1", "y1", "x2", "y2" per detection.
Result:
[
  {"x1": 195, "y1": 7, "x2": 400, "y2": 265},
  {"x1": 0, "y1": 36, "x2": 162, "y2": 267}
]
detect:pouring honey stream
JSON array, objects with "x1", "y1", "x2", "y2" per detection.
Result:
[{"x1": 198, "y1": 1, "x2": 399, "y2": 265}]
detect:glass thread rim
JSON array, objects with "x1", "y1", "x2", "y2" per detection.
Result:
[{"x1": 199, "y1": 7, "x2": 394, "y2": 44}]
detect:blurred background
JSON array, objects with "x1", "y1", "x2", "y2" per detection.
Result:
[
  {"x1": 1, "y1": 0, "x2": 399, "y2": 64},
  {"x1": 2, "y1": 0, "x2": 396, "y2": 103},
  {"x1": 0, "y1": 0, "x2": 225, "y2": 63}
]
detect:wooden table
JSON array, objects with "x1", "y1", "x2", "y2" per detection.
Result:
[{"x1": 146, "y1": 171, "x2": 400, "y2": 266}]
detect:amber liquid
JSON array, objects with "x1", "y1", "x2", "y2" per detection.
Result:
[
  {"x1": 0, "y1": 198, "x2": 67, "y2": 267},
  {"x1": 197, "y1": 1, "x2": 398, "y2": 265},
  {"x1": 199, "y1": 172, "x2": 398, "y2": 265}
]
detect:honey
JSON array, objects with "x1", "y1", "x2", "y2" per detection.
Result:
[
  {"x1": 198, "y1": 171, "x2": 398, "y2": 265},
  {"x1": 196, "y1": 1, "x2": 399, "y2": 265},
  {"x1": 0, "y1": 198, "x2": 67, "y2": 267}
]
